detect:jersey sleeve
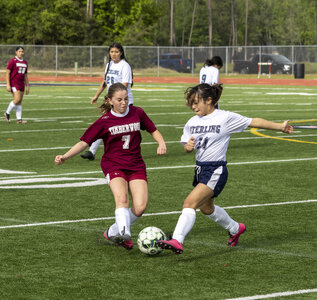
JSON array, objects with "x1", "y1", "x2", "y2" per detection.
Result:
[
  {"x1": 226, "y1": 111, "x2": 252, "y2": 134},
  {"x1": 138, "y1": 108, "x2": 156, "y2": 133},
  {"x1": 80, "y1": 118, "x2": 106, "y2": 146},
  {"x1": 181, "y1": 121, "x2": 192, "y2": 145},
  {"x1": 212, "y1": 69, "x2": 219, "y2": 85},
  {"x1": 7, "y1": 59, "x2": 14, "y2": 70},
  {"x1": 121, "y1": 62, "x2": 132, "y2": 84},
  {"x1": 199, "y1": 68, "x2": 204, "y2": 83}
]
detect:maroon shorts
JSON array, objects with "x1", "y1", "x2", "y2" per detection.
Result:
[
  {"x1": 11, "y1": 85, "x2": 25, "y2": 93},
  {"x1": 106, "y1": 169, "x2": 147, "y2": 183}
]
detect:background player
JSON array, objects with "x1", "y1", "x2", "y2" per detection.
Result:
[
  {"x1": 199, "y1": 56, "x2": 223, "y2": 109},
  {"x1": 4, "y1": 46, "x2": 29, "y2": 123},
  {"x1": 158, "y1": 83, "x2": 293, "y2": 254},
  {"x1": 55, "y1": 83, "x2": 166, "y2": 250},
  {"x1": 81, "y1": 43, "x2": 133, "y2": 161}
]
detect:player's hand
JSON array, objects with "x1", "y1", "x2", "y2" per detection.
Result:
[
  {"x1": 55, "y1": 155, "x2": 66, "y2": 165},
  {"x1": 281, "y1": 120, "x2": 293, "y2": 134},
  {"x1": 157, "y1": 143, "x2": 167, "y2": 155},
  {"x1": 184, "y1": 137, "x2": 195, "y2": 152},
  {"x1": 90, "y1": 96, "x2": 98, "y2": 104},
  {"x1": 25, "y1": 87, "x2": 29, "y2": 95},
  {"x1": 6, "y1": 85, "x2": 11, "y2": 93}
]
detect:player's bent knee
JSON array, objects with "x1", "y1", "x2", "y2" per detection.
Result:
[
  {"x1": 133, "y1": 206, "x2": 146, "y2": 217},
  {"x1": 200, "y1": 206, "x2": 214, "y2": 215}
]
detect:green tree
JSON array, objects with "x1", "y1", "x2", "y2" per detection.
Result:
[{"x1": 0, "y1": 0, "x2": 316, "y2": 46}]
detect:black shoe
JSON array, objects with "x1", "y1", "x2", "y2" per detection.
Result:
[
  {"x1": 4, "y1": 112, "x2": 10, "y2": 123},
  {"x1": 80, "y1": 151, "x2": 95, "y2": 161}
]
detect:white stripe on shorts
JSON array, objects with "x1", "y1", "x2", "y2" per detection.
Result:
[{"x1": 206, "y1": 166, "x2": 223, "y2": 191}]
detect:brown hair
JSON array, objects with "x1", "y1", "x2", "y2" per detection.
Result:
[
  {"x1": 185, "y1": 83, "x2": 223, "y2": 109},
  {"x1": 99, "y1": 82, "x2": 128, "y2": 114}
]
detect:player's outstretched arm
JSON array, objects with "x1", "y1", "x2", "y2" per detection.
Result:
[
  {"x1": 250, "y1": 118, "x2": 293, "y2": 134},
  {"x1": 55, "y1": 141, "x2": 89, "y2": 165},
  {"x1": 151, "y1": 130, "x2": 167, "y2": 155},
  {"x1": 91, "y1": 80, "x2": 107, "y2": 104}
]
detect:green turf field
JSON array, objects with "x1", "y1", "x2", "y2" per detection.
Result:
[{"x1": 0, "y1": 82, "x2": 316, "y2": 299}]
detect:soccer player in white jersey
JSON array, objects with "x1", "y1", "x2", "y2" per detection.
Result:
[
  {"x1": 158, "y1": 83, "x2": 293, "y2": 254},
  {"x1": 81, "y1": 43, "x2": 134, "y2": 161},
  {"x1": 199, "y1": 56, "x2": 223, "y2": 109}
]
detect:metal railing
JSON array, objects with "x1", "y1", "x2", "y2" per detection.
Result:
[{"x1": 1, "y1": 44, "x2": 316, "y2": 77}]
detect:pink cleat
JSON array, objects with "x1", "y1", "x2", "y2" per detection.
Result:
[
  {"x1": 228, "y1": 223, "x2": 246, "y2": 247},
  {"x1": 157, "y1": 238, "x2": 183, "y2": 254},
  {"x1": 104, "y1": 229, "x2": 133, "y2": 250}
]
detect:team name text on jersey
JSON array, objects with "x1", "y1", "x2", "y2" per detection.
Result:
[
  {"x1": 109, "y1": 122, "x2": 140, "y2": 135},
  {"x1": 190, "y1": 125, "x2": 221, "y2": 134},
  {"x1": 107, "y1": 70, "x2": 120, "y2": 75}
]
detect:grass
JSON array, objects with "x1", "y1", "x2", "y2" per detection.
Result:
[{"x1": 0, "y1": 82, "x2": 316, "y2": 299}]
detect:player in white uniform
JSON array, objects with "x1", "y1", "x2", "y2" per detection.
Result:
[
  {"x1": 199, "y1": 56, "x2": 223, "y2": 109},
  {"x1": 81, "y1": 43, "x2": 133, "y2": 161},
  {"x1": 158, "y1": 83, "x2": 293, "y2": 254}
]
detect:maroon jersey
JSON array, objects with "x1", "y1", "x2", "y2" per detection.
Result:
[
  {"x1": 7, "y1": 56, "x2": 28, "y2": 90},
  {"x1": 80, "y1": 106, "x2": 157, "y2": 175}
]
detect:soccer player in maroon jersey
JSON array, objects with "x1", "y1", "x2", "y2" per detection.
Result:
[
  {"x1": 4, "y1": 46, "x2": 29, "y2": 123},
  {"x1": 55, "y1": 83, "x2": 167, "y2": 250}
]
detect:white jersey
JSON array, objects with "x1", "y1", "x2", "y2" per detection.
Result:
[
  {"x1": 199, "y1": 65, "x2": 219, "y2": 86},
  {"x1": 181, "y1": 109, "x2": 252, "y2": 162},
  {"x1": 105, "y1": 60, "x2": 133, "y2": 105}
]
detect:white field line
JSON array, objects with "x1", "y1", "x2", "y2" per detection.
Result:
[
  {"x1": 225, "y1": 288, "x2": 317, "y2": 300},
  {"x1": 1, "y1": 135, "x2": 317, "y2": 152},
  {"x1": 0, "y1": 156, "x2": 316, "y2": 181},
  {"x1": 0, "y1": 199, "x2": 316, "y2": 230},
  {"x1": 1, "y1": 157, "x2": 317, "y2": 181},
  {"x1": 0, "y1": 128, "x2": 88, "y2": 134},
  {"x1": 1, "y1": 108, "x2": 317, "y2": 122}
]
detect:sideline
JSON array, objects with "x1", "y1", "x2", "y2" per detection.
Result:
[{"x1": 0, "y1": 199, "x2": 316, "y2": 229}]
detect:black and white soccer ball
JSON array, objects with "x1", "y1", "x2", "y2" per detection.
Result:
[{"x1": 137, "y1": 226, "x2": 166, "y2": 256}]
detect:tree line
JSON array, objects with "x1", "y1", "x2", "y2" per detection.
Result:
[{"x1": 0, "y1": 0, "x2": 316, "y2": 47}]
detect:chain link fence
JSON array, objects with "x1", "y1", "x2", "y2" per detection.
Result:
[{"x1": 1, "y1": 45, "x2": 316, "y2": 77}]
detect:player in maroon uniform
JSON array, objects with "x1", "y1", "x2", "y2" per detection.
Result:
[
  {"x1": 4, "y1": 46, "x2": 29, "y2": 123},
  {"x1": 55, "y1": 83, "x2": 166, "y2": 250}
]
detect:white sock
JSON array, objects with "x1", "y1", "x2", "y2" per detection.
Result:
[
  {"x1": 15, "y1": 105, "x2": 22, "y2": 120},
  {"x1": 207, "y1": 205, "x2": 239, "y2": 235},
  {"x1": 89, "y1": 139, "x2": 102, "y2": 155},
  {"x1": 115, "y1": 207, "x2": 131, "y2": 237},
  {"x1": 172, "y1": 208, "x2": 196, "y2": 244},
  {"x1": 129, "y1": 208, "x2": 140, "y2": 225},
  {"x1": 6, "y1": 101, "x2": 16, "y2": 114},
  {"x1": 108, "y1": 208, "x2": 139, "y2": 237}
]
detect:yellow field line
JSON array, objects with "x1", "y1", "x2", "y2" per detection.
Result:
[{"x1": 250, "y1": 119, "x2": 317, "y2": 145}]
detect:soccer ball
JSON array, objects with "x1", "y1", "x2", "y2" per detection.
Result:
[{"x1": 137, "y1": 226, "x2": 166, "y2": 256}]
